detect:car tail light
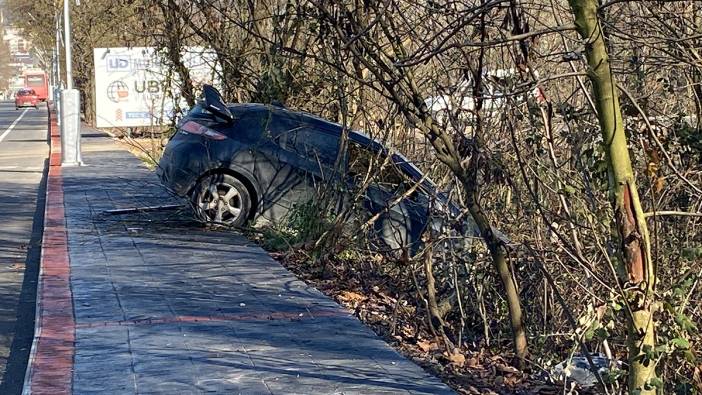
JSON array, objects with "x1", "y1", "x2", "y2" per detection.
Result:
[{"x1": 180, "y1": 121, "x2": 227, "y2": 141}]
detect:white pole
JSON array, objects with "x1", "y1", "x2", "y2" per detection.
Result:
[
  {"x1": 63, "y1": 0, "x2": 72, "y2": 89},
  {"x1": 60, "y1": 0, "x2": 81, "y2": 166},
  {"x1": 56, "y1": 14, "x2": 61, "y2": 88},
  {"x1": 54, "y1": 14, "x2": 62, "y2": 118}
]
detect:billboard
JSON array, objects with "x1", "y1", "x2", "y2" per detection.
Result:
[{"x1": 93, "y1": 47, "x2": 217, "y2": 128}]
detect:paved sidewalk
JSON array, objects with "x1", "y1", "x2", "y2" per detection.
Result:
[{"x1": 27, "y1": 125, "x2": 454, "y2": 394}]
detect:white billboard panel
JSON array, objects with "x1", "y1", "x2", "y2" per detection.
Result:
[{"x1": 94, "y1": 47, "x2": 217, "y2": 128}]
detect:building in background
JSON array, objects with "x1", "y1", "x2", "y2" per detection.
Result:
[{"x1": 0, "y1": 3, "x2": 39, "y2": 98}]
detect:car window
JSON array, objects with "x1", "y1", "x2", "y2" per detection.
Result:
[
  {"x1": 293, "y1": 126, "x2": 340, "y2": 166},
  {"x1": 267, "y1": 117, "x2": 340, "y2": 166},
  {"x1": 348, "y1": 143, "x2": 405, "y2": 187},
  {"x1": 187, "y1": 102, "x2": 213, "y2": 118}
]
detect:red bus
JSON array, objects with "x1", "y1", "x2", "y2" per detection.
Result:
[{"x1": 24, "y1": 71, "x2": 48, "y2": 101}]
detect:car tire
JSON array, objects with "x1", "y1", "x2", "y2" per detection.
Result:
[{"x1": 192, "y1": 173, "x2": 251, "y2": 227}]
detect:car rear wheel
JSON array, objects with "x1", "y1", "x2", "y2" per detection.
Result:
[{"x1": 192, "y1": 173, "x2": 251, "y2": 227}]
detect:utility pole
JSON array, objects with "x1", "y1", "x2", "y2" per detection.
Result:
[
  {"x1": 63, "y1": 0, "x2": 73, "y2": 89},
  {"x1": 53, "y1": 13, "x2": 62, "y2": 125},
  {"x1": 55, "y1": 14, "x2": 61, "y2": 90},
  {"x1": 60, "y1": 0, "x2": 82, "y2": 166}
]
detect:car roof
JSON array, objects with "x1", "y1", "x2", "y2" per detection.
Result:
[
  {"x1": 228, "y1": 103, "x2": 386, "y2": 150},
  {"x1": 226, "y1": 103, "x2": 430, "y2": 187}
]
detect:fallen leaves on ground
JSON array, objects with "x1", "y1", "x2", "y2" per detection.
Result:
[{"x1": 446, "y1": 349, "x2": 466, "y2": 367}]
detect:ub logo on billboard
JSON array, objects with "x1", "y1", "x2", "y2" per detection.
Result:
[
  {"x1": 135, "y1": 80, "x2": 168, "y2": 94},
  {"x1": 106, "y1": 55, "x2": 131, "y2": 71}
]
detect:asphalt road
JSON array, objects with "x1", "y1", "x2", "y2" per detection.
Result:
[{"x1": 0, "y1": 101, "x2": 48, "y2": 394}]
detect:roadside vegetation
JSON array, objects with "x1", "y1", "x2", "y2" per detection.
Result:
[{"x1": 9, "y1": 0, "x2": 702, "y2": 393}]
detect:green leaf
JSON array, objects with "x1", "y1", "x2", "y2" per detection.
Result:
[
  {"x1": 594, "y1": 327, "x2": 609, "y2": 341},
  {"x1": 647, "y1": 377, "x2": 664, "y2": 389},
  {"x1": 683, "y1": 350, "x2": 696, "y2": 364},
  {"x1": 670, "y1": 337, "x2": 690, "y2": 350},
  {"x1": 654, "y1": 344, "x2": 669, "y2": 355},
  {"x1": 675, "y1": 313, "x2": 699, "y2": 332},
  {"x1": 663, "y1": 301, "x2": 675, "y2": 313},
  {"x1": 583, "y1": 326, "x2": 595, "y2": 341},
  {"x1": 562, "y1": 185, "x2": 576, "y2": 195}
]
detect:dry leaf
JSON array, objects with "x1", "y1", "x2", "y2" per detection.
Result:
[
  {"x1": 447, "y1": 350, "x2": 466, "y2": 366},
  {"x1": 495, "y1": 363, "x2": 519, "y2": 375},
  {"x1": 417, "y1": 340, "x2": 437, "y2": 353},
  {"x1": 338, "y1": 290, "x2": 365, "y2": 304},
  {"x1": 465, "y1": 357, "x2": 480, "y2": 368}
]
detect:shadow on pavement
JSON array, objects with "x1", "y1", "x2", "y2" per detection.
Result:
[{"x1": 0, "y1": 158, "x2": 47, "y2": 395}]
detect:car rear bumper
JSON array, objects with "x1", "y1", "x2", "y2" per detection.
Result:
[{"x1": 157, "y1": 136, "x2": 212, "y2": 197}]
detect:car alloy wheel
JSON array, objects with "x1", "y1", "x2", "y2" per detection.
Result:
[{"x1": 193, "y1": 174, "x2": 251, "y2": 227}]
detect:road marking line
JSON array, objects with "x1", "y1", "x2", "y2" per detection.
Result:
[
  {"x1": 0, "y1": 166, "x2": 44, "y2": 171},
  {"x1": 0, "y1": 108, "x2": 29, "y2": 144}
]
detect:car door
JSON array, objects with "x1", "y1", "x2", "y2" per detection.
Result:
[
  {"x1": 255, "y1": 114, "x2": 340, "y2": 222},
  {"x1": 347, "y1": 143, "x2": 430, "y2": 256}
]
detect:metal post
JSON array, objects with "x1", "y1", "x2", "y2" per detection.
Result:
[
  {"x1": 55, "y1": 14, "x2": 61, "y2": 88},
  {"x1": 60, "y1": 89, "x2": 82, "y2": 165},
  {"x1": 53, "y1": 14, "x2": 62, "y2": 114},
  {"x1": 63, "y1": 0, "x2": 73, "y2": 89},
  {"x1": 60, "y1": 0, "x2": 81, "y2": 166}
]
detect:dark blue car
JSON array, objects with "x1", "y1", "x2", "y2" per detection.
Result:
[{"x1": 157, "y1": 86, "x2": 478, "y2": 254}]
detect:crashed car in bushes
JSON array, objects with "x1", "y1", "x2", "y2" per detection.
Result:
[{"x1": 157, "y1": 85, "x2": 480, "y2": 254}]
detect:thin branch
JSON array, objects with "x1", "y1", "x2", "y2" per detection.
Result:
[
  {"x1": 395, "y1": 24, "x2": 577, "y2": 67},
  {"x1": 644, "y1": 211, "x2": 702, "y2": 219},
  {"x1": 617, "y1": 83, "x2": 702, "y2": 196}
]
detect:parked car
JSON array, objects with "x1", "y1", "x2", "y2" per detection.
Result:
[
  {"x1": 158, "y1": 85, "x2": 480, "y2": 254},
  {"x1": 15, "y1": 88, "x2": 39, "y2": 110}
]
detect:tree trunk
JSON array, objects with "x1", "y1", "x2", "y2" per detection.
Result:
[
  {"x1": 160, "y1": 0, "x2": 195, "y2": 108},
  {"x1": 567, "y1": 0, "x2": 657, "y2": 392},
  {"x1": 460, "y1": 170, "x2": 528, "y2": 366}
]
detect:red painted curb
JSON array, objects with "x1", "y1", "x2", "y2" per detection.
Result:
[{"x1": 23, "y1": 109, "x2": 75, "y2": 395}]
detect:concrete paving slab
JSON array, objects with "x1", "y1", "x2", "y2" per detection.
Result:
[{"x1": 28, "y1": 126, "x2": 455, "y2": 394}]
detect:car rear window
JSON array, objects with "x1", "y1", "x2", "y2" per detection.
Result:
[
  {"x1": 187, "y1": 103, "x2": 209, "y2": 117},
  {"x1": 18, "y1": 90, "x2": 35, "y2": 96}
]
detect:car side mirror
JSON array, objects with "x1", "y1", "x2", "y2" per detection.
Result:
[{"x1": 202, "y1": 85, "x2": 233, "y2": 124}]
